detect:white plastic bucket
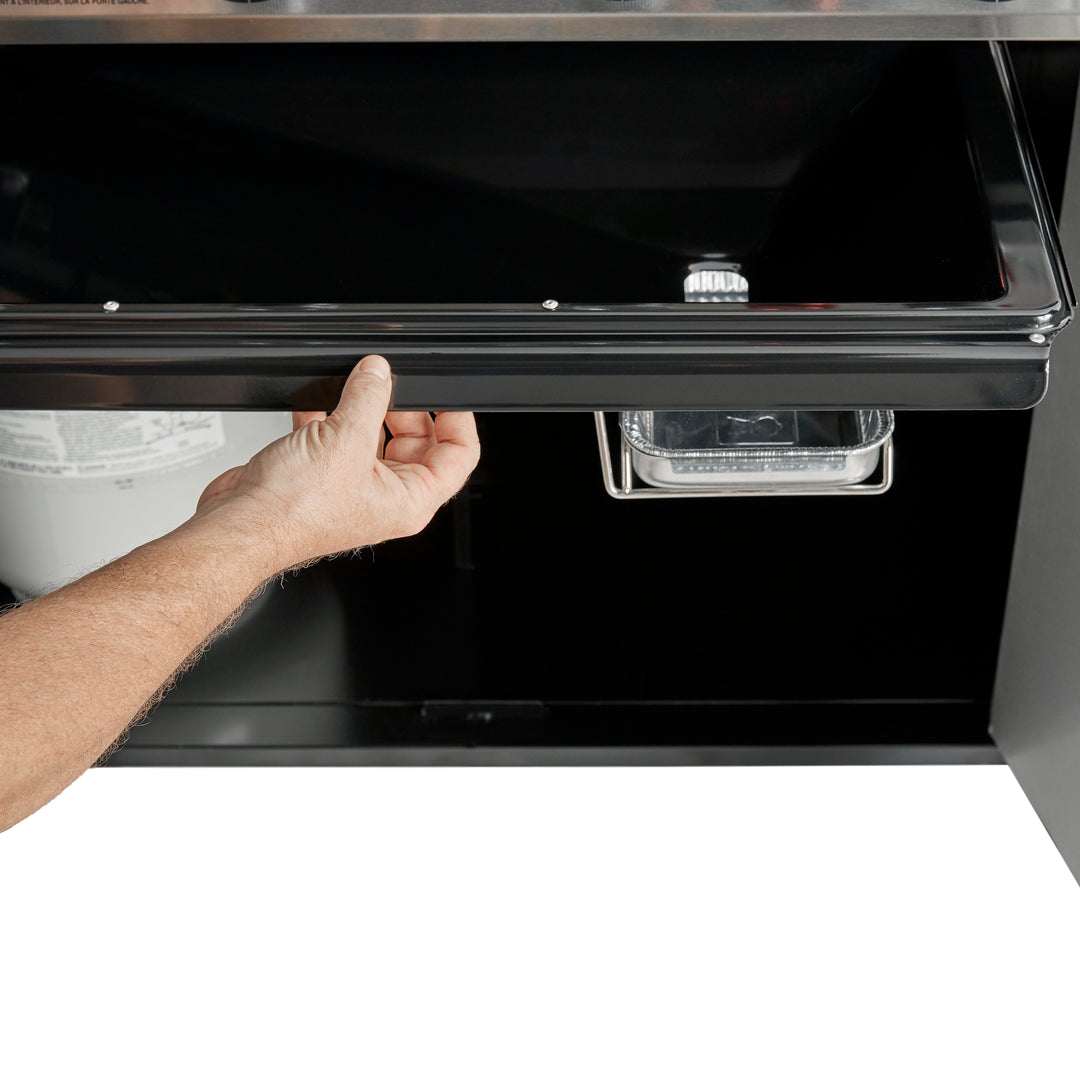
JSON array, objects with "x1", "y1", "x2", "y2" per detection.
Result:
[{"x1": 0, "y1": 410, "x2": 294, "y2": 600}]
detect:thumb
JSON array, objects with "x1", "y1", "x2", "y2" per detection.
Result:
[{"x1": 328, "y1": 354, "x2": 393, "y2": 450}]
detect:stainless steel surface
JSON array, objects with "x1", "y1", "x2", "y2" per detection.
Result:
[
  {"x1": 107, "y1": 743, "x2": 1005, "y2": 767},
  {"x1": 992, "y1": 62, "x2": 1080, "y2": 885},
  {"x1": 4, "y1": 0, "x2": 1080, "y2": 44},
  {"x1": 594, "y1": 411, "x2": 894, "y2": 497}
]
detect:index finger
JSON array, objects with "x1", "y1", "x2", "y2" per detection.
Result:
[
  {"x1": 420, "y1": 411, "x2": 481, "y2": 492},
  {"x1": 433, "y1": 410, "x2": 480, "y2": 450}
]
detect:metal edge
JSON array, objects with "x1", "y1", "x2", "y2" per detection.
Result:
[
  {"x1": 5, "y1": 5, "x2": 1080, "y2": 46},
  {"x1": 986, "y1": 41, "x2": 1076, "y2": 326},
  {"x1": 103, "y1": 743, "x2": 1005, "y2": 766}
]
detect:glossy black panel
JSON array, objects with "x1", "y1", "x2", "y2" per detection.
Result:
[
  {"x1": 0, "y1": 317, "x2": 1053, "y2": 411},
  {"x1": 0, "y1": 42, "x2": 998, "y2": 306},
  {"x1": 0, "y1": 42, "x2": 1069, "y2": 410},
  {"x1": 85, "y1": 408, "x2": 1026, "y2": 765}
]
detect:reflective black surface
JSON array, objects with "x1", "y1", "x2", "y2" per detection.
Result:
[
  {"x1": 0, "y1": 41, "x2": 1069, "y2": 410},
  {"x1": 0, "y1": 42, "x2": 1000, "y2": 306},
  {"x1": 94, "y1": 409, "x2": 1027, "y2": 766}
]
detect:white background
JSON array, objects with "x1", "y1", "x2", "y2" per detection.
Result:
[{"x1": 3, "y1": 764, "x2": 1079, "y2": 1079}]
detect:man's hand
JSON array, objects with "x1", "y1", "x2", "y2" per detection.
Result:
[
  {"x1": 0, "y1": 354, "x2": 480, "y2": 831},
  {"x1": 192, "y1": 355, "x2": 480, "y2": 572}
]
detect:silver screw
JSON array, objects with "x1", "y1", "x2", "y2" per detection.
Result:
[
  {"x1": 541, "y1": 299, "x2": 559, "y2": 311},
  {"x1": 103, "y1": 300, "x2": 120, "y2": 313},
  {"x1": 1030, "y1": 332, "x2": 1047, "y2": 344}
]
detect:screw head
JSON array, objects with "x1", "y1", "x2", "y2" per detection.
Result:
[
  {"x1": 541, "y1": 299, "x2": 559, "y2": 311},
  {"x1": 103, "y1": 300, "x2": 120, "y2": 313},
  {"x1": 1030, "y1": 332, "x2": 1047, "y2": 344}
]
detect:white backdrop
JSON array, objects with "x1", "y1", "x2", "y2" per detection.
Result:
[{"x1": 3, "y1": 765, "x2": 1079, "y2": 1079}]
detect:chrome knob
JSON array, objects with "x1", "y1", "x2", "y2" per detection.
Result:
[{"x1": 684, "y1": 261, "x2": 749, "y2": 303}]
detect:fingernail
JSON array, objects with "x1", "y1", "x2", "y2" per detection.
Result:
[{"x1": 360, "y1": 354, "x2": 390, "y2": 381}]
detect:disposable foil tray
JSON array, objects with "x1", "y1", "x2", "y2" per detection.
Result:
[{"x1": 620, "y1": 410, "x2": 895, "y2": 490}]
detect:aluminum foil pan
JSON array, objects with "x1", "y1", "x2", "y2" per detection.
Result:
[{"x1": 621, "y1": 410, "x2": 894, "y2": 489}]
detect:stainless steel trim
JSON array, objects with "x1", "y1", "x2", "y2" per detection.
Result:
[
  {"x1": 594, "y1": 411, "x2": 894, "y2": 498},
  {"x1": 105, "y1": 744, "x2": 1005, "y2": 767},
  {"x1": 4, "y1": 0, "x2": 1080, "y2": 45}
]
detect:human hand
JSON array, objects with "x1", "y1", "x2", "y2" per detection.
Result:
[{"x1": 191, "y1": 355, "x2": 480, "y2": 571}]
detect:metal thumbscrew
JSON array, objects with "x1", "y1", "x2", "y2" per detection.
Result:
[
  {"x1": 541, "y1": 299, "x2": 559, "y2": 311},
  {"x1": 103, "y1": 301, "x2": 120, "y2": 313}
]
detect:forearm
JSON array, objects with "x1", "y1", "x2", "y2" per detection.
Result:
[
  {"x1": 0, "y1": 504, "x2": 280, "y2": 832},
  {"x1": 0, "y1": 356, "x2": 478, "y2": 833}
]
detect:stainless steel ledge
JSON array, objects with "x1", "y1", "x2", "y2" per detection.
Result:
[
  {"x1": 105, "y1": 745, "x2": 1006, "y2": 766},
  {"x1": 4, "y1": 0, "x2": 1080, "y2": 45}
]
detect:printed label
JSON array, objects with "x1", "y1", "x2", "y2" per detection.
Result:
[
  {"x1": 0, "y1": 412, "x2": 226, "y2": 478},
  {"x1": 0, "y1": 1, "x2": 151, "y2": 7}
]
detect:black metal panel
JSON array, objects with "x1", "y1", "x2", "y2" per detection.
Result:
[
  {"x1": 0, "y1": 332, "x2": 1050, "y2": 412},
  {"x1": 0, "y1": 42, "x2": 1069, "y2": 410},
  {"x1": 55, "y1": 406, "x2": 1025, "y2": 766},
  {"x1": 992, "y1": 51, "x2": 1080, "y2": 883}
]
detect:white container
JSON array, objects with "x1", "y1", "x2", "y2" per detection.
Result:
[{"x1": 0, "y1": 410, "x2": 293, "y2": 600}]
